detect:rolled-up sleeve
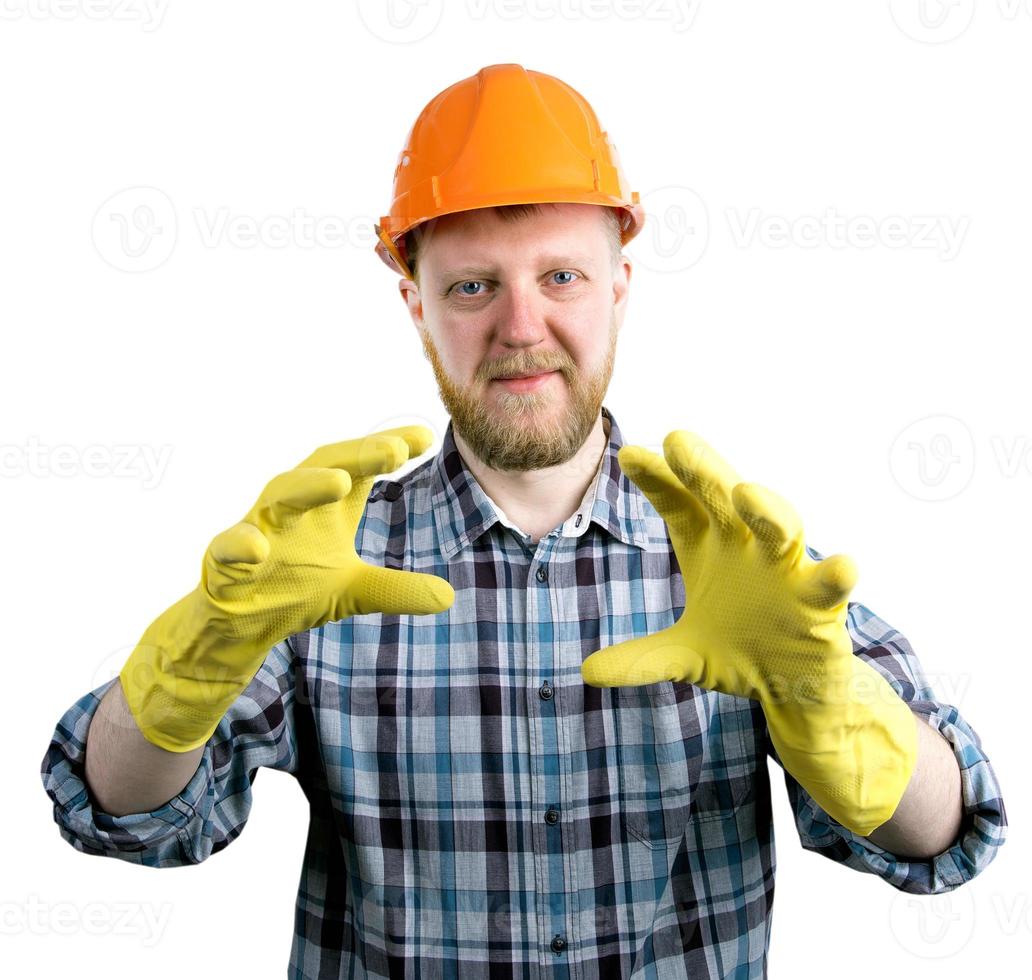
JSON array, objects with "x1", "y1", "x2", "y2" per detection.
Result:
[
  {"x1": 40, "y1": 637, "x2": 299, "y2": 868},
  {"x1": 771, "y1": 548, "x2": 1008, "y2": 895}
]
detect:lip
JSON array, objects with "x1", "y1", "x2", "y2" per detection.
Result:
[{"x1": 492, "y1": 370, "x2": 558, "y2": 393}]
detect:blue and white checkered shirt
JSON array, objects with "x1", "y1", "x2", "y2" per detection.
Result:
[{"x1": 41, "y1": 405, "x2": 1007, "y2": 978}]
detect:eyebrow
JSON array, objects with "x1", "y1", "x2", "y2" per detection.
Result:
[{"x1": 436, "y1": 254, "x2": 597, "y2": 281}]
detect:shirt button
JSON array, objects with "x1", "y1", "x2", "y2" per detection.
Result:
[
  {"x1": 550, "y1": 935, "x2": 567, "y2": 954},
  {"x1": 538, "y1": 682, "x2": 553, "y2": 701},
  {"x1": 535, "y1": 566, "x2": 548, "y2": 583},
  {"x1": 544, "y1": 808, "x2": 559, "y2": 825},
  {"x1": 383, "y1": 482, "x2": 402, "y2": 502}
]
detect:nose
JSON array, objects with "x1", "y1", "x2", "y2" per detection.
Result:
[{"x1": 494, "y1": 280, "x2": 548, "y2": 351}]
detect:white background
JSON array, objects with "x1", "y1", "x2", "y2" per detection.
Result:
[{"x1": 2, "y1": 1, "x2": 1028, "y2": 976}]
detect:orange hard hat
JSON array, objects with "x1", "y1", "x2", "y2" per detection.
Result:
[{"x1": 374, "y1": 63, "x2": 644, "y2": 279}]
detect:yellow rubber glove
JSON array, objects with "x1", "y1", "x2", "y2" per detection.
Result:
[
  {"x1": 119, "y1": 426, "x2": 455, "y2": 754},
  {"x1": 581, "y1": 431, "x2": 917, "y2": 836}
]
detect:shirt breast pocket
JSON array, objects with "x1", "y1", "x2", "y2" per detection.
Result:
[{"x1": 611, "y1": 681, "x2": 752, "y2": 849}]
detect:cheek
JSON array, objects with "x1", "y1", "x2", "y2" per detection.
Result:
[
  {"x1": 437, "y1": 331, "x2": 487, "y2": 382},
  {"x1": 566, "y1": 326, "x2": 610, "y2": 371}
]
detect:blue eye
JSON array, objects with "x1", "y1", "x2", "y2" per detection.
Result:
[{"x1": 449, "y1": 271, "x2": 579, "y2": 298}]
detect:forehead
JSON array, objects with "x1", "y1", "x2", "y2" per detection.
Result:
[{"x1": 417, "y1": 203, "x2": 609, "y2": 272}]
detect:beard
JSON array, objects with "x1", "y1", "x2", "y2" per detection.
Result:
[{"x1": 418, "y1": 311, "x2": 618, "y2": 472}]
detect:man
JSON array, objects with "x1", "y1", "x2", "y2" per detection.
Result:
[{"x1": 42, "y1": 64, "x2": 1006, "y2": 978}]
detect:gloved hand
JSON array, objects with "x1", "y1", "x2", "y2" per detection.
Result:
[
  {"x1": 119, "y1": 426, "x2": 455, "y2": 754},
  {"x1": 581, "y1": 430, "x2": 917, "y2": 836}
]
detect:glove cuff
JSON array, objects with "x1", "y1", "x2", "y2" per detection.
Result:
[
  {"x1": 118, "y1": 589, "x2": 263, "y2": 753},
  {"x1": 764, "y1": 655, "x2": 919, "y2": 836}
]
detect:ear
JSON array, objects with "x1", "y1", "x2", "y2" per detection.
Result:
[
  {"x1": 398, "y1": 276, "x2": 425, "y2": 330},
  {"x1": 613, "y1": 254, "x2": 632, "y2": 323}
]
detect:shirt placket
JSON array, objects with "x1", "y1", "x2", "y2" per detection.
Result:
[{"x1": 525, "y1": 535, "x2": 575, "y2": 976}]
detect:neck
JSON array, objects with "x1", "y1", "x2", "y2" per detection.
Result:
[{"x1": 453, "y1": 412, "x2": 610, "y2": 544}]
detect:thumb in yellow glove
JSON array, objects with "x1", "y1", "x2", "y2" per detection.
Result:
[
  {"x1": 580, "y1": 430, "x2": 917, "y2": 836},
  {"x1": 119, "y1": 426, "x2": 455, "y2": 753}
]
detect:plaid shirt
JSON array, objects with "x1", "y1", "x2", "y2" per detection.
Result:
[{"x1": 41, "y1": 405, "x2": 1007, "y2": 978}]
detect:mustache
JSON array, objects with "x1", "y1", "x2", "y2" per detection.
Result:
[{"x1": 486, "y1": 362, "x2": 567, "y2": 380}]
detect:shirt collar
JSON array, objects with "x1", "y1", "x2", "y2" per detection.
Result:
[{"x1": 430, "y1": 405, "x2": 650, "y2": 560}]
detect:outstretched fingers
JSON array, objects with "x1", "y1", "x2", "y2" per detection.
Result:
[
  {"x1": 296, "y1": 425, "x2": 434, "y2": 475},
  {"x1": 732, "y1": 482, "x2": 805, "y2": 566},
  {"x1": 249, "y1": 466, "x2": 353, "y2": 530},
  {"x1": 209, "y1": 521, "x2": 270, "y2": 565},
  {"x1": 204, "y1": 521, "x2": 271, "y2": 595},
  {"x1": 347, "y1": 563, "x2": 455, "y2": 618},
  {"x1": 663, "y1": 431, "x2": 744, "y2": 537},
  {"x1": 800, "y1": 553, "x2": 859, "y2": 609},
  {"x1": 580, "y1": 630, "x2": 705, "y2": 689},
  {"x1": 618, "y1": 445, "x2": 708, "y2": 538}
]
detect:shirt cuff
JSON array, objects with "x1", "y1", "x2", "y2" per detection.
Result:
[
  {"x1": 41, "y1": 678, "x2": 214, "y2": 865},
  {"x1": 794, "y1": 700, "x2": 1008, "y2": 895}
]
